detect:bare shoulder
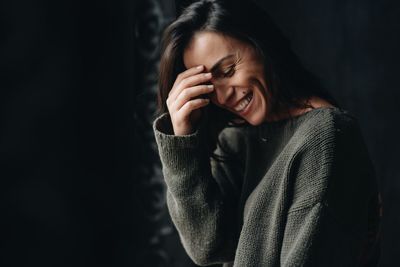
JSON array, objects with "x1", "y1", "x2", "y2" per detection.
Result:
[
  {"x1": 294, "y1": 96, "x2": 360, "y2": 132},
  {"x1": 293, "y1": 96, "x2": 336, "y2": 116},
  {"x1": 307, "y1": 96, "x2": 336, "y2": 109}
]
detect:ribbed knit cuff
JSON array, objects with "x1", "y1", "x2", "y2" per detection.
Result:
[
  {"x1": 153, "y1": 113, "x2": 203, "y2": 149},
  {"x1": 152, "y1": 113, "x2": 209, "y2": 194}
]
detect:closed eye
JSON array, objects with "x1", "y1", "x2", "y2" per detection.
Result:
[{"x1": 222, "y1": 65, "x2": 236, "y2": 77}]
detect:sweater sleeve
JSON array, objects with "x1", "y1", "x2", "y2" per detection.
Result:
[
  {"x1": 152, "y1": 113, "x2": 242, "y2": 266},
  {"x1": 280, "y1": 112, "x2": 381, "y2": 267}
]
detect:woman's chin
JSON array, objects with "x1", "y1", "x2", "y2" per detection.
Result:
[
  {"x1": 248, "y1": 120, "x2": 263, "y2": 126},
  {"x1": 243, "y1": 113, "x2": 265, "y2": 126}
]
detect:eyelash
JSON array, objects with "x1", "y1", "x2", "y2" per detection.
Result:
[{"x1": 222, "y1": 65, "x2": 236, "y2": 77}]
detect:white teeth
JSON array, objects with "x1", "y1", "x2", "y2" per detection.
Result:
[{"x1": 233, "y1": 93, "x2": 253, "y2": 112}]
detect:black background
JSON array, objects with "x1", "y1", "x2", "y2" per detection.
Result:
[{"x1": 1, "y1": 0, "x2": 399, "y2": 266}]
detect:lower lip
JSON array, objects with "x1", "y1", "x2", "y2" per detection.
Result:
[{"x1": 238, "y1": 93, "x2": 254, "y2": 116}]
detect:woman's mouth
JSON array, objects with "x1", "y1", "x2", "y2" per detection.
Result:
[{"x1": 233, "y1": 92, "x2": 253, "y2": 114}]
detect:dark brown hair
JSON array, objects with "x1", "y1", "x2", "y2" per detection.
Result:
[{"x1": 157, "y1": 0, "x2": 339, "y2": 125}]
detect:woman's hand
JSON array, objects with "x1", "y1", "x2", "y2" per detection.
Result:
[{"x1": 166, "y1": 65, "x2": 214, "y2": 135}]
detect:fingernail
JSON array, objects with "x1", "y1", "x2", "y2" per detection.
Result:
[
  {"x1": 197, "y1": 65, "x2": 203, "y2": 70},
  {"x1": 207, "y1": 84, "x2": 214, "y2": 89},
  {"x1": 204, "y1": 73, "x2": 212, "y2": 78}
]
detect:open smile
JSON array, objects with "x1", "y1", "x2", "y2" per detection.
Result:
[{"x1": 233, "y1": 92, "x2": 253, "y2": 114}]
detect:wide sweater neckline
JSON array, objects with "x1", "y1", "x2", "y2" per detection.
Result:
[
  {"x1": 248, "y1": 106, "x2": 346, "y2": 142},
  {"x1": 254, "y1": 106, "x2": 346, "y2": 132},
  {"x1": 261, "y1": 106, "x2": 342, "y2": 126}
]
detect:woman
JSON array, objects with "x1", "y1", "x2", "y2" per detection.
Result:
[{"x1": 153, "y1": 0, "x2": 382, "y2": 266}]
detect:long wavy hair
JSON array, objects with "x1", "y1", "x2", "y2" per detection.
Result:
[{"x1": 157, "y1": 0, "x2": 339, "y2": 123}]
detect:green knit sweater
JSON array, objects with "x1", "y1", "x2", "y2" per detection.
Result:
[{"x1": 153, "y1": 107, "x2": 381, "y2": 267}]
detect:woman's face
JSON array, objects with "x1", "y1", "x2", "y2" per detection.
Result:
[{"x1": 183, "y1": 31, "x2": 270, "y2": 125}]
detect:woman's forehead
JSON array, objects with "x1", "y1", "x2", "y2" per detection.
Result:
[{"x1": 183, "y1": 31, "x2": 247, "y2": 70}]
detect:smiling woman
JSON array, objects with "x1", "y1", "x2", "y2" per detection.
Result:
[
  {"x1": 156, "y1": 0, "x2": 340, "y2": 133},
  {"x1": 153, "y1": 0, "x2": 382, "y2": 266},
  {"x1": 183, "y1": 32, "x2": 270, "y2": 125}
]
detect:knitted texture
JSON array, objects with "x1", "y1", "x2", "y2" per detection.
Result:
[{"x1": 153, "y1": 107, "x2": 381, "y2": 267}]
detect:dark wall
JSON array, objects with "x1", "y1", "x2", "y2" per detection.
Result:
[
  {"x1": 1, "y1": 0, "x2": 139, "y2": 266},
  {"x1": 0, "y1": 0, "x2": 398, "y2": 266}
]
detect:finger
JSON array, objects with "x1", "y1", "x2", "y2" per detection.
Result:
[
  {"x1": 173, "y1": 84, "x2": 214, "y2": 110},
  {"x1": 170, "y1": 72, "x2": 213, "y2": 100},
  {"x1": 178, "y1": 98, "x2": 210, "y2": 118},
  {"x1": 169, "y1": 65, "x2": 204, "y2": 97}
]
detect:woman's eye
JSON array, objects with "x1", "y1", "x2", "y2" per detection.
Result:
[{"x1": 222, "y1": 66, "x2": 235, "y2": 77}]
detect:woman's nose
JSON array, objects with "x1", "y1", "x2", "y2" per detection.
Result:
[{"x1": 214, "y1": 85, "x2": 235, "y2": 106}]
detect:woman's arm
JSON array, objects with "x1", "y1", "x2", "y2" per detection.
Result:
[
  {"x1": 153, "y1": 112, "x2": 242, "y2": 266},
  {"x1": 280, "y1": 112, "x2": 381, "y2": 266}
]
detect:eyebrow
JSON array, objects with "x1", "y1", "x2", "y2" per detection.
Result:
[{"x1": 209, "y1": 54, "x2": 235, "y2": 72}]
